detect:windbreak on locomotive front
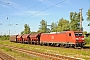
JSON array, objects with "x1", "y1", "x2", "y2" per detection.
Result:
[{"x1": 74, "y1": 31, "x2": 84, "y2": 47}]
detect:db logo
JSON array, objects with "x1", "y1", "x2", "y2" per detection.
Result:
[{"x1": 52, "y1": 36, "x2": 54, "y2": 39}]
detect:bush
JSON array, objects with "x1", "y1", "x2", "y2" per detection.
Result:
[
  {"x1": 0, "y1": 35, "x2": 10, "y2": 40},
  {"x1": 0, "y1": 46, "x2": 12, "y2": 52},
  {"x1": 85, "y1": 36, "x2": 90, "y2": 44}
]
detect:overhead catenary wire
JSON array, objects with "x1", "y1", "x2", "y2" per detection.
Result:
[
  {"x1": 9, "y1": 0, "x2": 46, "y2": 19},
  {"x1": 1, "y1": 0, "x2": 67, "y2": 35},
  {"x1": 1, "y1": 0, "x2": 46, "y2": 30},
  {"x1": 15, "y1": 0, "x2": 67, "y2": 24}
]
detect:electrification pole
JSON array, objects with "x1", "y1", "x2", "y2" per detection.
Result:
[
  {"x1": 7, "y1": 3, "x2": 10, "y2": 36},
  {"x1": 79, "y1": 8, "x2": 83, "y2": 31}
]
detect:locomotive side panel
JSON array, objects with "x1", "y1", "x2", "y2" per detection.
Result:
[
  {"x1": 40, "y1": 33, "x2": 51, "y2": 43},
  {"x1": 54, "y1": 33, "x2": 67, "y2": 43},
  {"x1": 40, "y1": 32, "x2": 67, "y2": 43}
]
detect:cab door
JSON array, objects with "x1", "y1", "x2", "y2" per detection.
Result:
[{"x1": 67, "y1": 33, "x2": 72, "y2": 43}]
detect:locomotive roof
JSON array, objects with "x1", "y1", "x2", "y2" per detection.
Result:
[
  {"x1": 42, "y1": 31, "x2": 83, "y2": 34},
  {"x1": 43, "y1": 31, "x2": 66, "y2": 34},
  {"x1": 74, "y1": 31, "x2": 83, "y2": 33}
]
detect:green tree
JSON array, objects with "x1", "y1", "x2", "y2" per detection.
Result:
[
  {"x1": 57, "y1": 18, "x2": 70, "y2": 32},
  {"x1": 46, "y1": 28, "x2": 51, "y2": 33},
  {"x1": 83, "y1": 31, "x2": 87, "y2": 35},
  {"x1": 21, "y1": 24, "x2": 31, "y2": 34},
  {"x1": 51, "y1": 22, "x2": 58, "y2": 32},
  {"x1": 86, "y1": 8, "x2": 90, "y2": 26},
  {"x1": 70, "y1": 12, "x2": 80, "y2": 31},
  {"x1": 0, "y1": 35, "x2": 9, "y2": 40},
  {"x1": 21, "y1": 31, "x2": 24, "y2": 34},
  {"x1": 38, "y1": 20, "x2": 47, "y2": 33},
  {"x1": 85, "y1": 36, "x2": 90, "y2": 44}
]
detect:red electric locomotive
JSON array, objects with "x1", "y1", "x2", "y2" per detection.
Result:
[{"x1": 40, "y1": 31, "x2": 84, "y2": 48}]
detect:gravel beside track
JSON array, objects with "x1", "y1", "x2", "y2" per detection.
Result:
[{"x1": 0, "y1": 44, "x2": 82, "y2": 60}]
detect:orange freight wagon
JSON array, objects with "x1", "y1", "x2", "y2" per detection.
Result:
[
  {"x1": 22, "y1": 34, "x2": 30, "y2": 43},
  {"x1": 30, "y1": 33, "x2": 41, "y2": 44},
  {"x1": 17, "y1": 35, "x2": 23, "y2": 43}
]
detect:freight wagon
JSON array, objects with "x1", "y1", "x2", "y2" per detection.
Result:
[
  {"x1": 30, "y1": 33, "x2": 41, "y2": 44},
  {"x1": 22, "y1": 34, "x2": 30, "y2": 43},
  {"x1": 17, "y1": 35, "x2": 23, "y2": 43},
  {"x1": 10, "y1": 35, "x2": 18, "y2": 42}
]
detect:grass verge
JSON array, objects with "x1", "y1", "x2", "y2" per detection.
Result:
[
  {"x1": 0, "y1": 42, "x2": 43, "y2": 60},
  {"x1": 0, "y1": 40, "x2": 90, "y2": 60}
]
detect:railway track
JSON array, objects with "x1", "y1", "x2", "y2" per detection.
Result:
[
  {"x1": 0, "y1": 51, "x2": 16, "y2": 60},
  {"x1": 0, "y1": 44, "x2": 82, "y2": 60}
]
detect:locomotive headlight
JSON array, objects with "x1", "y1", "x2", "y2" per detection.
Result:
[
  {"x1": 82, "y1": 38, "x2": 84, "y2": 40},
  {"x1": 76, "y1": 38, "x2": 78, "y2": 40}
]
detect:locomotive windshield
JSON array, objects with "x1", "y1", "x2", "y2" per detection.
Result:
[{"x1": 75, "y1": 33, "x2": 83, "y2": 36}]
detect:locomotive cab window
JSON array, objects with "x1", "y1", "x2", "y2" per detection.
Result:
[
  {"x1": 75, "y1": 33, "x2": 83, "y2": 36},
  {"x1": 75, "y1": 33, "x2": 78, "y2": 36},
  {"x1": 69, "y1": 33, "x2": 71, "y2": 36},
  {"x1": 79, "y1": 33, "x2": 82, "y2": 36}
]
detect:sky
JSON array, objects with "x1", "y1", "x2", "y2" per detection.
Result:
[{"x1": 0, "y1": 0, "x2": 90, "y2": 35}]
